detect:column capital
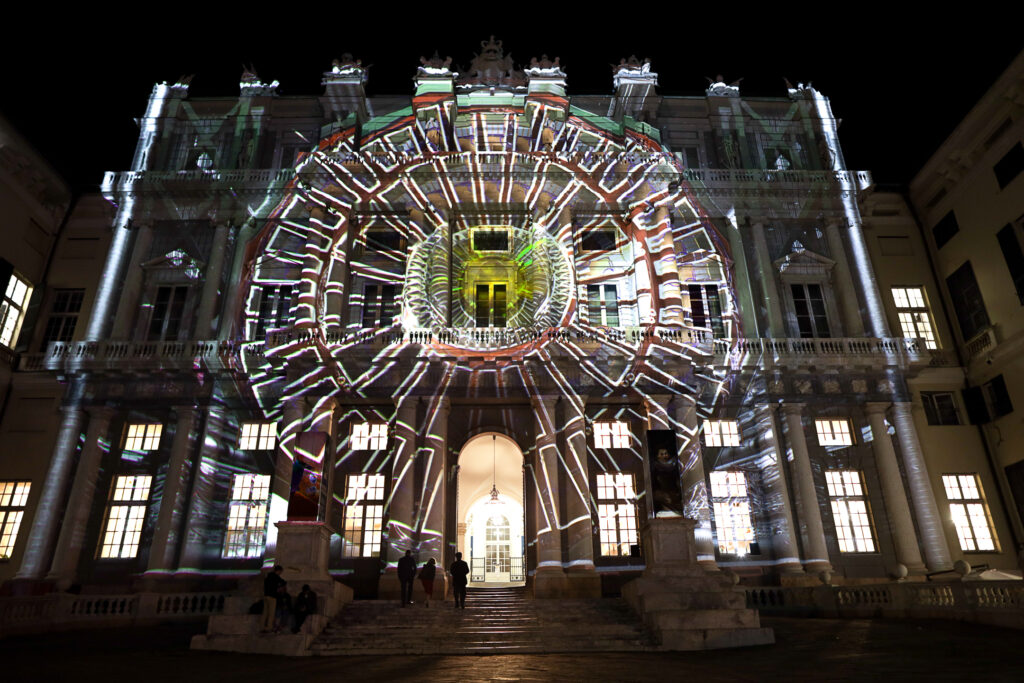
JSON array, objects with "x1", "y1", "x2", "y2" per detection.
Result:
[
  {"x1": 864, "y1": 402, "x2": 892, "y2": 416},
  {"x1": 780, "y1": 403, "x2": 805, "y2": 416},
  {"x1": 83, "y1": 404, "x2": 117, "y2": 421},
  {"x1": 531, "y1": 395, "x2": 559, "y2": 410},
  {"x1": 172, "y1": 404, "x2": 199, "y2": 422}
]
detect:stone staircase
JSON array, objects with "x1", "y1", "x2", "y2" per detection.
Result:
[{"x1": 310, "y1": 587, "x2": 656, "y2": 655}]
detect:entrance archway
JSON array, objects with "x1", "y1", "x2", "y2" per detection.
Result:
[{"x1": 457, "y1": 433, "x2": 525, "y2": 587}]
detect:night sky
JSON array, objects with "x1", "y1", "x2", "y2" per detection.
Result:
[{"x1": 2, "y1": 17, "x2": 1021, "y2": 195}]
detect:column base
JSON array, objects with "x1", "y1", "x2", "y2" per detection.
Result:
[{"x1": 532, "y1": 567, "x2": 569, "y2": 598}]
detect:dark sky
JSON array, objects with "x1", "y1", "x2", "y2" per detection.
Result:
[{"x1": 2, "y1": 16, "x2": 1021, "y2": 195}]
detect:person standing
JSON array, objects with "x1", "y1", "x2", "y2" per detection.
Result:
[
  {"x1": 449, "y1": 552, "x2": 470, "y2": 609},
  {"x1": 418, "y1": 558, "x2": 437, "y2": 607},
  {"x1": 397, "y1": 549, "x2": 417, "y2": 606},
  {"x1": 261, "y1": 565, "x2": 285, "y2": 632}
]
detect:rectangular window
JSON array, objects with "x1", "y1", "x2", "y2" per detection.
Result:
[
  {"x1": 255, "y1": 284, "x2": 293, "y2": 339},
  {"x1": 942, "y1": 474, "x2": 998, "y2": 552},
  {"x1": 703, "y1": 419, "x2": 740, "y2": 447},
  {"x1": 594, "y1": 421, "x2": 630, "y2": 449},
  {"x1": 891, "y1": 287, "x2": 938, "y2": 349},
  {"x1": 352, "y1": 422, "x2": 387, "y2": 450},
  {"x1": 342, "y1": 473, "x2": 385, "y2": 558},
  {"x1": 994, "y1": 142, "x2": 1024, "y2": 190},
  {"x1": 996, "y1": 224, "x2": 1024, "y2": 305},
  {"x1": 596, "y1": 473, "x2": 638, "y2": 556},
  {"x1": 146, "y1": 285, "x2": 188, "y2": 341},
  {"x1": 363, "y1": 228, "x2": 407, "y2": 253},
  {"x1": 124, "y1": 423, "x2": 162, "y2": 451},
  {"x1": 223, "y1": 474, "x2": 271, "y2": 558},
  {"x1": 587, "y1": 284, "x2": 620, "y2": 327},
  {"x1": 239, "y1": 422, "x2": 277, "y2": 450},
  {"x1": 932, "y1": 210, "x2": 960, "y2": 250},
  {"x1": 0, "y1": 273, "x2": 33, "y2": 348},
  {"x1": 0, "y1": 481, "x2": 31, "y2": 559},
  {"x1": 474, "y1": 283, "x2": 506, "y2": 328},
  {"x1": 922, "y1": 392, "x2": 961, "y2": 426},
  {"x1": 963, "y1": 375, "x2": 1014, "y2": 424},
  {"x1": 791, "y1": 283, "x2": 830, "y2": 338},
  {"x1": 709, "y1": 471, "x2": 755, "y2": 555},
  {"x1": 41, "y1": 289, "x2": 84, "y2": 346},
  {"x1": 826, "y1": 471, "x2": 876, "y2": 553},
  {"x1": 815, "y1": 419, "x2": 853, "y2": 447},
  {"x1": 945, "y1": 261, "x2": 989, "y2": 342},
  {"x1": 362, "y1": 283, "x2": 401, "y2": 328},
  {"x1": 98, "y1": 475, "x2": 152, "y2": 559},
  {"x1": 581, "y1": 227, "x2": 617, "y2": 252},
  {"x1": 472, "y1": 229, "x2": 510, "y2": 252},
  {"x1": 689, "y1": 285, "x2": 725, "y2": 337}
]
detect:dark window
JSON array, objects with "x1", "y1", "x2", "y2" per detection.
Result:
[
  {"x1": 791, "y1": 283, "x2": 829, "y2": 338},
  {"x1": 689, "y1": 285, "x2": 725, "y2": 337},
  {"x1": 932, "y1": 211, "x2": 959, "y2": 249},
  {"x1": 994, "y1": 142, "x2": 1024, "y2": 190},
  {"x1": 41, "y1": 289, "x2": 84, "y2": 345},
  {"x1": 363, "y1": 229, "x2": 406, "y2": 253},
  {"x1": 581, "y1": 228, "x2": 617, "y2": 252},
  {"x1": 472, "y1": 230, "x2": 509, "y2": 252},
  {"x1": 362, "y1": 284, "x2": 400, "y2": 328},
  {"x1": 255, "y1": 285, "x2": 293, "y2": 339},
  {"x1": 147, "y1": 286, "x2": 188, "y2": 341},
  {"x1": 963, "y1": 375, "x2": 1014, "y2": 424},
  {"x1": 922, "y1": 392, "x2": 960, "y2": 426},
  {"x1": 946, "y1": 261, "x2": 990, "y2": 341},
  {"x1": 1004, "y1": 460, "x2": 1024, "y2": 539},
  {"x1": 474, "y1": 284, "x2": 506, "y2": 328},
  {"x1": 587, "y1": 284, "x2": 620, "y2": 327},
  {"x1": 996, "y1": 224, "x2": 1024, "y2": 305}
]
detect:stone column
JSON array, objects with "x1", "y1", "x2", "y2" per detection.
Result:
[
  {"x1": 16, "y1": 405, "x2": 87, "y2": 581},
  {"x1": 891, "y1": 402, "x2": 953, "y2": 572},
  {"x1": 309, "y1": 397, "x2": 338, "y2": 524},
  {"x1": 109, "y1": 223, "x2": 154, "y2": 340},
  {"x1": 378, "y1": 398, "x2": 418, "y2": 600},
  {"x1": 780, "y1": 404, "x2": 831, "y2": 572},
  {"x1": 759, "y1": 404, "x2": 803, "y2": 575},
  {"x1": 752, "y1": 223, "x2": 786, "y2": 336},
  {"x1": 146, "y1": 407, "x2": 199, "y2": 574},
  {"x1": 865, "y1": 403, "x2": 926, "y2": 574},
  {"x1": 265, "y1": 398, "x2": 306, "y2": 561},
  {"x1": 532, "y1": 396, "x2": 567, "y2": 596},
  {"x1": 418, "y1": 396, "x2": 449, "y2": 560},
  {"x1": 670, "y1": 395, "x2": 716, "y2": 568},
  {"x1": 563, "y1": 396, "x2": 599, "y2": 595},
  {"x1": 193, "y1": 223, "x2": 232, "y2": 338},
  {"x1": 824, "y1": 222, "x2": 865, "y2": 337},
  {"x1": 45, "y1": 407, "x2": 116, "y2": 588},
  {"x1": 176, "y1": 407, "x2": 226, "y2": 571}
]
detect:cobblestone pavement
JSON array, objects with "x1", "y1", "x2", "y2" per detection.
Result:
[{"x1": 3, "y1": 617, "x2": 1023, "y2": 682}]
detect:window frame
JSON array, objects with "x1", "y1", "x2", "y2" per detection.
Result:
[
  {"x1": 0, "y1": 272, "x2": 33, "y2": 349},
  {"x1": 351, "y1": 422, "x2": 388, "y2": 451},
  {"x1": 0, "y1": 481, "x2": 31, "y2": 560},
  {"x1": 891, "y1": 286, "x2": 939, "y2": 350},
  {"x1": 254, "y1": 284, "x2": 294, "y2": 339},
  {"x1": 815, "y1": 418, "x2": 854, "y2": 447},
  {"x1": 595, "y1": 472, "x2": 639, "y2": 557},
  {"x1": 921, "y1": 391, "x2": 961, "y2": 426},
  {"x1": 239, "y1": 422, "x2": 277, "y2": 451},
  {"x1": 941, "y1": 473, "x2": 999, "y2": 553},
  {"x1": 124, "y1": 423, "x2": 163, "y2": 452},
  {"x1": 593, "y1": 421, "x2": 630, "y2": 449},
  {"x1": 688, "y1": 284, "x2": 725, "y2": 338},
  {"x1": 342, "y1": 473, "x2": 385, "y2": 558},
  {"x1": 703, "y1": 419, "x2": 741, "y2": 448},
  {"x1": 709, "y1": 471, "x2": 756, "y2": 556},
  {"x1": 222, "y1": 473, "x2": 271, "y2": 559},
  {"x1": 361, "y1": 283, "x2": 401, "y2": 329},
  {"x1": 41, "y1": 288, "x2": 85, "y2": 347},
  {"x1": 825, "y1": 470, "x2": 877, "y2": 553},
  {"x1": 98, "y1": 475, "x2": 153, "y2": 560},
  {"x1": 586, "y1": 283, "x2": 620, "y2": 327}
]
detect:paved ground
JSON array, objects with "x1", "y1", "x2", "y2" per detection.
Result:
[{"x1": 3, "y1": 617, "x2": 1023, "y2": 682}]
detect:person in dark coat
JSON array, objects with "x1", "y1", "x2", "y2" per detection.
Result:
[
  {"x1": 291, "y1": 584, "x2": 318, "y2": 633},
  {"x1": 449, "y1": 552, "x2": 470, "y2": 609},
  {"x1": 418, "y1": 558, "x2": 437, "y2": 607},
  {"x1": 261, "y1": 565, "x2": 285, "y2": 632},
  {"x1": 397, "y1": 549, "x2": 417, "y2": 606}
]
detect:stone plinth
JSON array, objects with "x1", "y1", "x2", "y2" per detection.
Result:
[{"x1": 622, "y1": 517, "x2": 774, "y2": 651}]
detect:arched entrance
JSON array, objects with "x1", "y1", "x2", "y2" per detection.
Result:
[{"x1": 457, "y1": 433, "x2": 525, "y2": 587}]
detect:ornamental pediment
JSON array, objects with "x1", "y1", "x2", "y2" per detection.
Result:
[{"x1": 773, "y1": 241, "x2": 835, "y2": 281}]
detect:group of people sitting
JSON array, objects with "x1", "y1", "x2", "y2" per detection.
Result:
[
  {"x1": 397, "y1": 550, "x2": 471, "y2": 608},
  {"x1": 260, "y1": 565, "x2": 318, "y2": 634}
]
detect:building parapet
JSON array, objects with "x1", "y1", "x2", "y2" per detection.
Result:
[{"x1": 101, "y1": 168, "x2": 296, "y2": 199}]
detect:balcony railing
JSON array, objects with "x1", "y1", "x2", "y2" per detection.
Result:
[{"x1": 715, "y1": 336, "x2": 931, "y2": 367}]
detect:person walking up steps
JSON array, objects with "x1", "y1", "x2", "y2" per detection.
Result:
[
  {"x1": 449, "y1": 552, "x2": 469, "y2": 609},
  {"x1": 419, "y1": 558, "x2": 437, "y2": 607},
  {"x1": 397, "y1": 549, "x2": 417, "y2": 606}
]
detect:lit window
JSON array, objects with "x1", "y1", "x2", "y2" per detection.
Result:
[
  {"x1": 587, "y1": 284, "x2": 620, "y2": 327},
  {"x1": 124, "y1": 423, "x2": 163, "y2": 451},
  {"x1": 239, "y1": 422, "x2": 277, "y2": 450},
  {"x1": 942, "y1": 474, "x2": 998, "y2": 552},
  {"x1": 892, "y1": 287, "x2": 938, "y2": 350},
  {"x1": 596, "y1": 473, "x2": 638, "y2": 556},
  {"x1": 98, "y1": 475, "x2": 152, "y2": 559},
  {"x1": 825, "y1": 471, "x2": 876, "y2": 553},
  {"x1": 41, "y1": 289, "x2": 84, "y2": 346},
  {"x1": 709, "y1": 471, "x2": 755, "y2": 555},
  {"x1": 703, "y1": 419, "x2": 740, "y2": 447},
  {"x1": 0, "y1": 481, "x2": 31, "y2": 559},
  {"x1": 594, "y1": 421, "x2": 630, "y2": 449},
  {"x1": 342, "y1": 474, "x2": 385, "y2": 558},
  {"x1": 815, "y1": 419, "x2": 853, "y2": 447},
  {"x1": 352, "y1": 422, "x2": 387, "y2": 450},
  {"x1": 0, "y1": 273, "x2": 33, "y2": 348},
  {"x1": 223, "y1": 474, "x2": 271, "y2": 558},
  {"x1": 922, "y1": 392, "x2": 960, "y2": 426}
]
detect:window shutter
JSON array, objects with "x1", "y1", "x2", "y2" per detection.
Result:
[
  {"x1": 987, "y1": 375, "x2": 1014, "y2": 419},
  {"x1": 962, "y1": 385, "x2": 990, "y2": 424}
]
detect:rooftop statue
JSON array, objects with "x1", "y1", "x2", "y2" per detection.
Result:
[
  {"x1": 239, "y1": 65, "x2": 279, "y2": 95},
  {"x1": 458, "y1": 35, "x2": 525, "y2": 88},
  {"x1": 525, "y1": 54, "x2": 565, "y2": 78},
  {"x1": 418, "y1": 51, "x2": 455, "y2": 76},
  {"x1": 612, "y1": 56, "x2": 658, "y2": 88},
  {"x1": 706, "y1": 74, "x2": 741, "y2": 97}
]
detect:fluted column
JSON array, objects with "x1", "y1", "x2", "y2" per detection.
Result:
[
  {"x1": 891, "y1": 402, "x2": 952, "y2": 571},
  {"x1": 781, "y1": 404, "x2": 831, "y2": 572},
  {"x1": 45, "y1": 406, "x2": 116, "y2": 588},
  {"x1": 109, "y1": 222, "x2": 154, "y2": 339},
  {"x1": 532, "y1": 396, "x2": 564, "y2": 570},
  {"x1": 418, "y1": 396, "x2": 449, "y2": 559},
  {"x1": 193, "y1": 224, "x2": 232, "y2": 337},
  {"x1": 752, "y1": 222, "x2": 786, "y2": 336},
  {"x1": 824, "y1": 222, "x2": 865, "y2": 337},
  {"x1": 759, "y1": 404, "x2": 803, "y2": 574},
  {"x1": 671, "y1": 395, "x2": 716, "y2": 567},
  {"x1": 146, "y1": 407, "x2": 199, "y2": 573},
  {"x1": 563, "y1": 395, "x2": 595, "y2": 571},
  {"x1": 386, "y1": 398, "x2": 419, "y2": 564},
  {"x1": 16, "y1": 405, "x2": 87, "y2": 580}
]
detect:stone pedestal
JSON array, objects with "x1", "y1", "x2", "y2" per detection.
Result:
[{"x1": 622, "y1": 517, "x2": 774, "y2": 651}]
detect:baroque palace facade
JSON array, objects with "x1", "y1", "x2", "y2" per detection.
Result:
[{"x1": 2, "y1": 40, "x2": 1020, "y2": 601}]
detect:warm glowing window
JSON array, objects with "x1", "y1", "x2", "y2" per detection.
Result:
[
  {"x1": 239, "y1": 422, "x2": 277, "y2": 450},
  {"x1": 124, "y1": 423, "x2": 163, "y2": 451},
  {"x1": 98, "y1": 476, "x2": 152, "y2": 559},
  {"x1": 0, "y1": 273, "x2": 32, "y2": 348},
  {"x1": 352, "y1": 422, "x2": 387, "y2": 450},
  {"x1": 815, "y1": 419, "x2": 853, "y2": 447},
  {"x1": 596, "y1": 473, "x2": 638, "y2": 556},
  {"x1": 587, "y1": 284, "x2": 620, "y2": 327},
  {"x1": 709, "y1": 471, "x2": 755, "y2": 555},
  {"x1": 826, "y1": 471, "x2": 876, "y2": 553},
  {"x1": 223, "y1": 474, "x2": 271, "y2": 558},
  {"x1": 0, "y1": 481, "x2": 31, "y2": 559},
  {"x1": 342, "y1": 474, "x2": 385, "y2": 558},
  {"x1": 942, "y1": 474, "x2": 997, "y2": 552},
  {"x1": 892, "y1": 287, "x2": 938, "y2": 350},
  {"x1": 594, "y1": 421, "x2": 630, "y2": 449},
  {"x1": 703, "y1": 419, "x2": 740, "y2": 447}
]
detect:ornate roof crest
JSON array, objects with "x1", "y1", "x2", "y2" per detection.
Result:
[
  {"x1": 525, "y1": 55, "x2": 565, "y2": 78},
  {"x1": 240, "y1": 65, "x2": 279, "y2": 96},
  {"x1": 706, "y1": 74, "x2": 741, "y2": 97},
  {"x1": 612, "y1": 56, "x2": 657, "y2": 88},
  {"x1": 457, "y1": 36, "x2": 526, "y2": 89},
  {"x1": 324, "y1": 54, "x2": 369, "y2": 84},
  {"x1": 418, "y1": 50, "x2": 455, "y2": 77}
]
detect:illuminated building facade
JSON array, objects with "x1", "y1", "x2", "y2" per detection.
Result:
[{"x1": 3, "y1": 41, "x2": 1021, "y2": 601}]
